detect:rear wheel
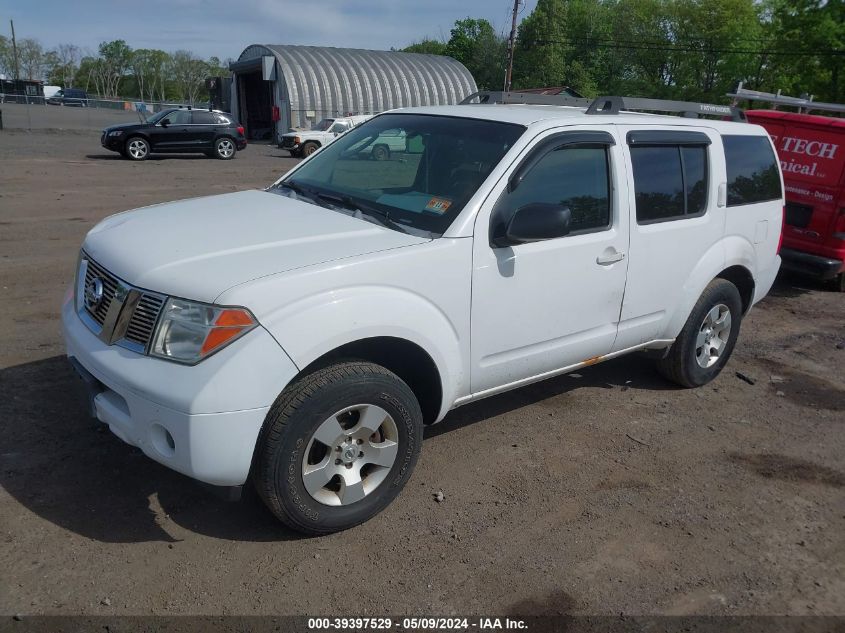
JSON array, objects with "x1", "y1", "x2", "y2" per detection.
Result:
[
  {"x1": 254, "y1": 361, "x2": 423, "y2": 535},
  {"x1": 124, "y1": 137, "x2": 150, "y2": 161},
  {"x1": 214, "y1": 137, "x2": 236, "y2": 160},
  {"x1": 657, "y1": 279, "x2": 743, "y2": 388},
  {"x1": 302, "y1": 142, "x2": 319, "y2": 157}
]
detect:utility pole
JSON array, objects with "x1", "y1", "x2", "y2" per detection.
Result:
[
  {"x1": 10, "y1": 20, "x2": 20, "y2": 80},
  {"x1": 504, "y1": 0, "x2": 521, "y2": 92}
]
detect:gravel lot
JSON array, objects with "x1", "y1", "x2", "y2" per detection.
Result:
[{"x1": 1, "y1": 128, "x2": 843, "y2": 618}]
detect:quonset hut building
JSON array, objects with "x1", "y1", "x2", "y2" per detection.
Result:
[{"x1": 228, "y1": 44, "x2": 477, "y2": 142}]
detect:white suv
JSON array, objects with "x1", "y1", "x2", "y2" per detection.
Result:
[{"x1": 62, "y1": 94, "x2": 783, "y2": 534}]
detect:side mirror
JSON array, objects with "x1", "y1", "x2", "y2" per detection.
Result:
[
  {"x1": 493, "y1": 203, "x2": 572, "y2": 247},
  {"x1": 161, "y1": 118, "x2": 170, "y2": 127}
]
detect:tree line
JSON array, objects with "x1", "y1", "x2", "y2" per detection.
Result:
[
  {"x1": 403, "y1": 0, "x2": 843, "y2": 105},
  {"x1": 0, "y1": 37, "x2": 231, "y2": 103}
]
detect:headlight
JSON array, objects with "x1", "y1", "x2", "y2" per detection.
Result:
[
  {"x1": 107, "y1": 130, "x2": 124, "y2": 137},
  {"x1": 150, "y1": 298, "x2": 257, "y2": 364}
]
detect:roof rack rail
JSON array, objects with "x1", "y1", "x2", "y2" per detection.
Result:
[
  {"x1": 727, "y1": 81, "x2": 845, "y2": 115},
  {"x1": 460, "y1": 91, "x2": 746, "y2": 121},
  {"x1": 460, "y1": 91, "x2": 591, "y2": 107}
]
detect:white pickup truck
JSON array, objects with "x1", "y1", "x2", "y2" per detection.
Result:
[
  {"x1": 280, "y1": 115, "x2": 371, "y2": 157},
  {"x1": 63, "y1": 94, "x2": 783, "y2": 535}
]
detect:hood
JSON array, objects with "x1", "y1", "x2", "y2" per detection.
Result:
[
  {"x1": 83, "y1": 189, "x2": 428, "y2": 303},
  {"x1": 104, "y1": 121, "x2": 148, "y2": 133}
]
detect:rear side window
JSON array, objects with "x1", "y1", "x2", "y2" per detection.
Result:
[
  {"x1": 631, "y1": 145, "x2": 708, "y2": 223},
  {"x1": 723, "y1": 135, "x2": 782, "y2": 206},
  {"x1": 192, "y1": 111, "x2": 216, "y2": 124}
]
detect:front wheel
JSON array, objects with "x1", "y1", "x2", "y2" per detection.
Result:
[
  {"x1": 125, "y1": 137, "x2": 150, "y2": 161},
  {"x1": 214, "y1": 137, "x2": 236, "y2": 160},
  {"x1": 301, "y1": 142, "x2": 319, "y2": 157},
  {"x1": 657, "y1": 279, "x2": 743, "y2": 388},
  {"x1": 254, "y1": 361, "x2": 423, "y2": 535}
]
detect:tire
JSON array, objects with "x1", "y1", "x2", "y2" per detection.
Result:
[
  {"x1": 657, "y1": 278, "x2": 743, "y2": 388},
  {"x1": 254, "y1": 361, "x2": 423, "y2": 535},
  {"x1": 302, "y1": 142, "x2": 319, "y2": 157},
  {"x1": 834, "y1": 273, "x2": 845, "y2": 293},
  {"x1": 372, "y1": 144, "x2": 390, "y2": 161},
  {"x1": 213, "y1": 137, "x2": 236, "y2": 160},
  {"x1": 124, "y1": 136, "x2": 150, "y2": 161}
]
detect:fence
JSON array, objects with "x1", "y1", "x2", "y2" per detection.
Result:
[{"x1": 0, "y1": 92, "x2": 212, "y2": 132}]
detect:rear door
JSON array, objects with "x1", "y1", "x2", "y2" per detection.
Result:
[
  {"x1": 189, "y1": 110, "x2": 219, "y2": 149},
  {"x1": 613, "y1": 126, "x2": 721, "y2": 350}
]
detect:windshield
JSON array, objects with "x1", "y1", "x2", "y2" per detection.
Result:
[
  {"x1": 314, "y1": 118, "x2": 335, "y2": 131},
  {"x1": 273, "y1": 114, "x2": 524, "y2": 236}
]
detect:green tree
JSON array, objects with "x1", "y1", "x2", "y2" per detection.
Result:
[
  {"x1": 764, "y1": 0, "x2": 844, "y2": 102},
  {"x1": 0, "y1": 35, "x2": 14, "y2": 78},
  {"x1": 98, "y1": 39, "x2": 132, "y2": 96},
  {"x1": 445, "y1": 18, "x2": 506, "y2": 90},
  {"x1": 513, "y1": 0, "x2": 578, "y2": 92},
  {"x1": 402, "y1": 39, "x2": 449, "y2": 56}
]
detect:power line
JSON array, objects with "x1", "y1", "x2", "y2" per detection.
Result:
[{"x1": 529, "y1": 37, "x2": 845, "y2": 57}]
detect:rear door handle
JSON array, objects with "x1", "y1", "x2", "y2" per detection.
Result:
[{"x1": 596, "y1": 250, "x2": 626, "y2": 265}]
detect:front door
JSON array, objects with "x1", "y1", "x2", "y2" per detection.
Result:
[
  {"x1": 148, "y1": 110, "x2": 192, "y2": 150},
  {"x1": 470, "y1": 128, "x2": 630, "y2": 395}
]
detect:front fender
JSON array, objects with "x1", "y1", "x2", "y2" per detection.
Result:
[
  {"x1": 664, "y1": 235, "x2": 755, "y2": 338},
  {"x1": 260, "y1": 285, "x2": 465, "y2": 421}
]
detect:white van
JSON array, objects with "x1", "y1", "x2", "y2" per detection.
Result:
[{"x1": 62, "y1": 93, "x2": 783, "y2": 534}]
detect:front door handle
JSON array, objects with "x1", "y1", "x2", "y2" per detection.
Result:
[{"x1": 596, "y1": 249, "x2": 626, "y2": 266}]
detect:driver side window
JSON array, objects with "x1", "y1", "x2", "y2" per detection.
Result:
[
  {"x1": 497, "y1": 144, "x2": 612, "y2": 236},
  {"x1": 165, "y1": 110, "x2": 191, "y2": 125}
]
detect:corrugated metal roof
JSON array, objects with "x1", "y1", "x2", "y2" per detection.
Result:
[{"x1": 238, "y1": 44, "x2": 477, "y2": 113}]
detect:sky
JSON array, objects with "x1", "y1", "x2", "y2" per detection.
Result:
[{"x1": 1, "y1": 0, "x2": 537, "y2": 60}]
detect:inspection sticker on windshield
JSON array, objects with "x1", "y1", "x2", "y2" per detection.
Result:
[{"x1": 425, "y1": 197, "x2": 452, "y2": 214}]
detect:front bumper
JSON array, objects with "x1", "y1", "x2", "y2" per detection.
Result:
[
  {"x1": 62, "y1": 292, "x2": 299, "y2": 486},
  {"x1": 779, "y1": 248, "x2": 843, "y2": 280},
  {"x1": 101, "y1": 134, "x2": 124, "y2": 151}
]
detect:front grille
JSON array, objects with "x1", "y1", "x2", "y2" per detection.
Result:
[
  {"x1": 785, "y1": 202, "x2": 813, "y2": 228},
  {"x1": 125, "y1": 293, "x2": 165, "y2": 347},
  {"x1": 79, "y1": 253, "x2": 166, "y2": 352},
  {"x1": 281, "y1": 136, "x2": 296, "y2": 148},
  {"x1": 83, "y1": 257, "x2": 119, "y2": 325}
]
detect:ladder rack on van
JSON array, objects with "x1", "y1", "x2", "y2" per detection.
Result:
[
  {"x1": 460, "y1": 91, "x2": 746, "y2": 121},
  {"x1": 727, "y1": 82, "x2": 845, "y2": 115}
]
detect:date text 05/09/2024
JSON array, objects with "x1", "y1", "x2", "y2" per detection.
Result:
[{"x1": 307, "y1": 617, "x2": 528, "y2": 630}]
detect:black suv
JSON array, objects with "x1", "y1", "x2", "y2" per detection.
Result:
[{"x1": 101, "y1": 108, "x2": 247, "y2": 161}]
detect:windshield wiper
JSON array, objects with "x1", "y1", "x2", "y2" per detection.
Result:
[
  {"x1": 311, "y1": 191, "x2": 410, "y2": 234},
  {"x1": 274, "y1": 180, "x2": 332, "y2": 208}
]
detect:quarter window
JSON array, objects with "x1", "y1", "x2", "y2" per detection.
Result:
[
  {"x1": 192, "y1": 111, "x2": 217, "y2": 125},
  {"x1": 631, "y1": 145, "x2": 709, "y2": 223},
  {"x1": 498, "y1": 145, "x2": 612, "y2": 235},
  {"x1": 723, "y1": 135, "x2": 782, "y2": 206}
]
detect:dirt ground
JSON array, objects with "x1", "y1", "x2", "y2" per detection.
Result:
[{"x1": 1, "y1": 129, "x2": 843, "y2": 618}]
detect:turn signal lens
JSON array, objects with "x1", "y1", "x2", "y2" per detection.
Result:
[{"x1": 151, "y1": 298, "x2": 257, "y2": 364}]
